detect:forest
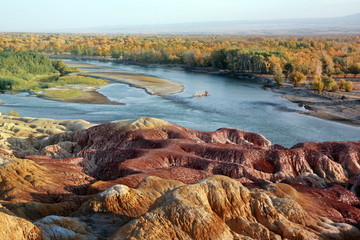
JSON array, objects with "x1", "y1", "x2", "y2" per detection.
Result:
[
  {"x1": 0, "y1": 51, "x2": 79, "y2": 91},
  {"x1": 0, "y1": 33, "x2": 359, "y2": 91}
]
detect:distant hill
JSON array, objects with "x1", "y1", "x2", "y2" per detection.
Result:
[{"x1": 61, "y1": 13, "x2": 360, "y2": 35}]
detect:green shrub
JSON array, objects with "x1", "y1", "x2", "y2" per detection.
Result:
[
  {"x1": 38, "y1": 75, "x2": 60, "y2": 83},
  {"x1": 321, "y1": 77, "x2": 335, "y2": 91},
  {"x1": 312, "y1": 80, "x2": 324, "y2": 92}
]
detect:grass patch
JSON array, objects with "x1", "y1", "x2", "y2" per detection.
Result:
[
  {"x1": 52, "y1": 76, "x2": 108, "y2": 86},
  {"x1": 43, "y1": 89, "x2": 83, "y2": 98}
]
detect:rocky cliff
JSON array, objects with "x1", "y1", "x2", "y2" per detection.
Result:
[{"x1": 1, "y1": 116, "x2": 360, "y2": 239}]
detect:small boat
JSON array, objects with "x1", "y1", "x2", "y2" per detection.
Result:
[{"x1": 193, "y1": 91, "x2": 209, "y2": 97}]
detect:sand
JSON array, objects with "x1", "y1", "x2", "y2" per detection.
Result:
[
  {"x1": 271, "y1": 84, "x2": 360, "y2": 125},
  {"x1": 65, "y1": 61, "x2": 184, "y2": 95}
]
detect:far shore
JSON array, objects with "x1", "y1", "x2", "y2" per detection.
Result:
[{"x1": 50, "y1": 54, "x2": 360, "y2": 126}]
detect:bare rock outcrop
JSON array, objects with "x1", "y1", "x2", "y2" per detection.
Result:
[
  {"x1": 1, "y1": 116, "x2": 360, "y2": 239},
  {"x1": 0, "y1": 208, "x2": 44, "y2": 240},
  {"x1": 110, "y1": 175, "x2": 360, "y2": 240}
]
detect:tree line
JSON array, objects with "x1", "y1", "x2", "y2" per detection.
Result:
[{"x1": 0, "y1": 34, "x2": 359, "y2": 92}]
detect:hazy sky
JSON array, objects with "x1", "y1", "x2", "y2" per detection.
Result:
[{"x1": 1, "y1": 0, "x2": 360, "y2": 31}]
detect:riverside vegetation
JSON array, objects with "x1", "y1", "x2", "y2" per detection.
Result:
[
  {"x1": 0, "y1": 33, "x2": 359, "y2": 93},
  {"x1": 0, "y1": 34, "x2": 359, "y2": 124},
  {"x1": 0, "y1": 51, "x2": 108, "y2": 98}
]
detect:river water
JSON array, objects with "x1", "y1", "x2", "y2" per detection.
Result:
[{"x1": 0, "y1": 60, "x2": 359, "y2": 147}]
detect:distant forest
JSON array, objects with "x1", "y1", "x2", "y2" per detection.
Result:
[{"x1": 0, "y1": 34, "x2": 359, "y2": 90}]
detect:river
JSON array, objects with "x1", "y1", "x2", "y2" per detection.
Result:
[{"x1": 0, "y1": 60, "x2": 359, "y2": 147}]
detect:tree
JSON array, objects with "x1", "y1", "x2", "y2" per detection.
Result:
[
  {"x1": 274, "y1": 72, "x2": 285, "y2": 86},
  {"x1": 51, "y1": 60, "x2": 68, "y2": 76},
  {"x1": 322, "y1": 77, "x2": 337, "y2": 91},
  {"x1": 267, "y1": 55, "x2": 282, "y2": 74},
  {"x1": 0, "y1": 78, "x2": 13, "y2": 91},
  {"x1": 289, "y1": 71, "x2": 306, "y2": 86},
  {"x1": 321, "y1": 55, "x2": 335, "y2": 77},
  {"x1": 210, "y1": 49, "x2": 227, "y2": 69},
  {"x1": 347, "y1": 63, "x2": 360, "y2": 78}
]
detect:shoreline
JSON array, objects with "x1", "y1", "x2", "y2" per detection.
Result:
[
  {"x1": 38, "y1": 87, "x2": 125, "y2": 105},
  {"x1": 271, "y1": 85, "x2": 360, "y2": 126},
  {"x1": 51, "y1": 55, "x2": 359, "y2": 126}
]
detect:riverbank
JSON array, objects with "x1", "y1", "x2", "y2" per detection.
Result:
[
  {"x1": 271, "y1": 84, "x2": 360, "y2": 125},
  {"x1": 50, "y1": 54, "x2": 272, "y2": 84}
]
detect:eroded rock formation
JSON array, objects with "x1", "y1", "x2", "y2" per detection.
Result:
[{"x1": 1, "y1": 116, "x2": 360, "y2": 239}]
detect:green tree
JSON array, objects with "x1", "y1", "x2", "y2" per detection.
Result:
[
  {"x1": 322, "y1": 77, "x2": 336, "y2": 91},
  {"x1": 0, "y1": 78, "x2": 13, "y2": 91},
  {"x1": 274, "y1": 72, "x2": 285, "y2": 86},
  {"x1": 210, "y1": 49, "x2": 227, "y2": 69},
  {"x1": 348, "y1": 63, "x2": 360, "y2": 78},
  {"x1": 51, "y1": 60, "x2": 68, "y2": 76}
]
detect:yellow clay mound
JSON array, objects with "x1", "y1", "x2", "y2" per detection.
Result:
[{"x1": 112, "y1": 117, "x2": 170, "y2": 131}]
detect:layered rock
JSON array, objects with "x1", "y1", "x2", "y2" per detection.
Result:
[
  {"x1": 0, "y1": 116, "x2": 360, "y2": 239},
  {"x1": 0, "y1": 115, "x2": 93, "y2": 158},
  {"x1": 101, "y1": 176, "x2": 360, "y2": 240},
  {"x1": 0, "y1": 206, "x2": 44, "y2": 240}
]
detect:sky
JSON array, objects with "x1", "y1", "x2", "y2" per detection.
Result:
[{"x1": 1, "y1": 0, "x2": 360, "y2": 32}]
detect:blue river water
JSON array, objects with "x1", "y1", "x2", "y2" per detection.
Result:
[{"x1": 0, "y1": 60, "x2": 359, "y2": 147}]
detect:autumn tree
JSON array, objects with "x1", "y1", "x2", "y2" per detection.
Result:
[
  {"x1": 289, "y1": 71, "x2": 306, "y2": 86},
  {"x1": 338, "y1": 79, "x2": 346, "y2": 90},
  {"x1": 321, "y1": 55, "x2": 335, "y2": 77},
  {"x1": 345, "y1": 81, "x2": 354, "y2": 92}
]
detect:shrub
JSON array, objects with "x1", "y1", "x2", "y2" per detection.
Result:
[
  {"x1": 338, "y1": 79, "x2": 346, "y2": 89},
  {"x1": 289, "y1": 71, "x2": 306, "y2": 86},
  {"x1": 321, "y1": 77, "x2": 335, "y2": 91},
  {"x1": 345, "y1": 81, "x2": 354, "y2": 92},
  {"x1": 312, "y1": 80, "x2": 324, "y2": 92},
  {"x1": 8, "y1": 110, "x2": 20, "y2": 117},
  {"x1": 329, "y1": 82, "x2": 338, "y2": 92},
  {"x1": 274, "y1": 72, "x2": 285, "y2": 86}
]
